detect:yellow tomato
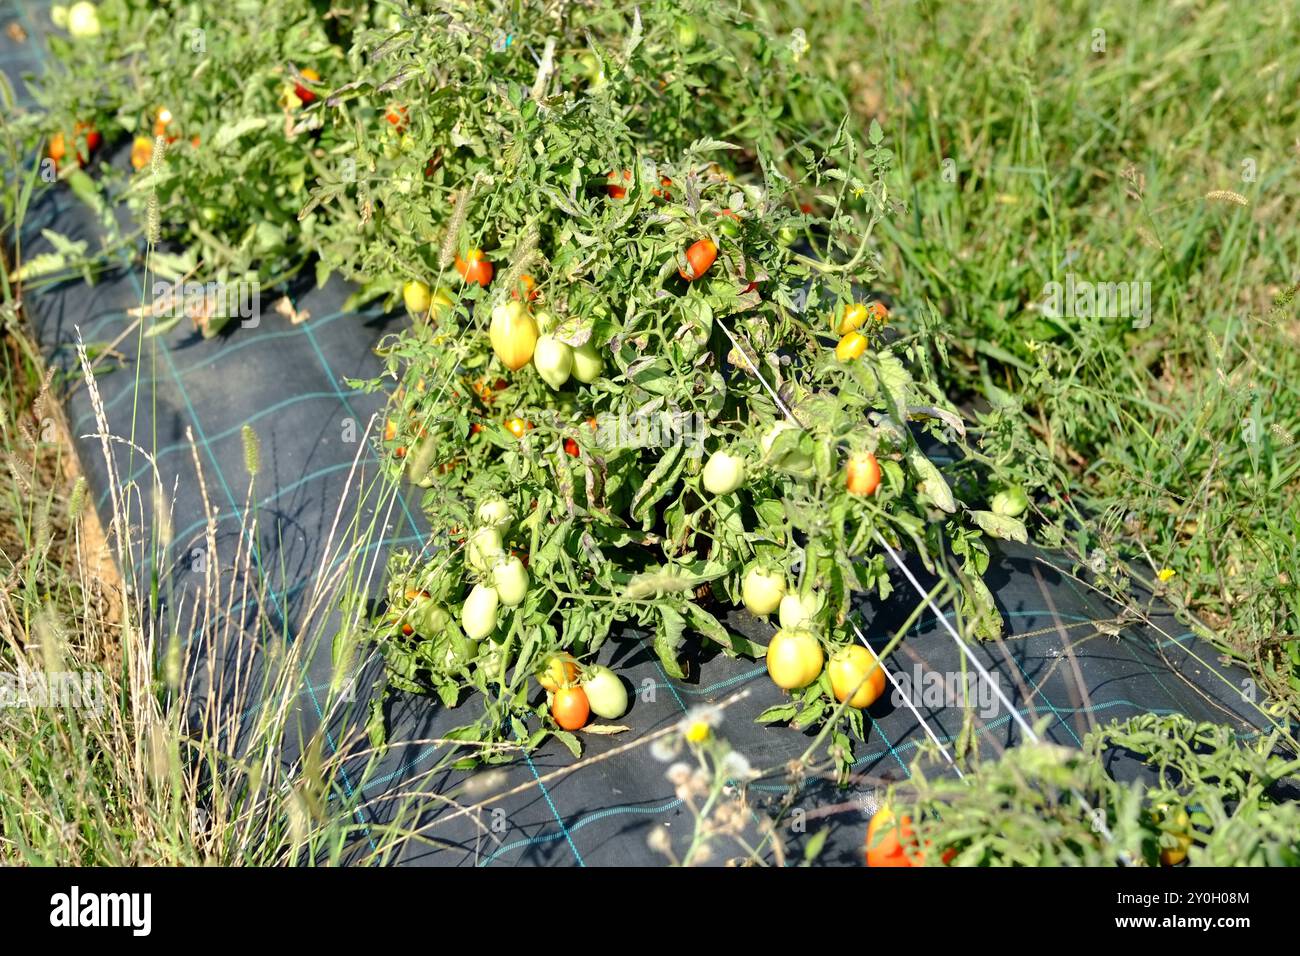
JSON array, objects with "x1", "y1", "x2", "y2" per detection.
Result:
[
  {"x1": 836, "y1": 331, "x2": 868, "y2": 362},
  {"x1": 765, "y1": 628, "x2": 824, "y2": 690},
  {"x1": 536, "y1": 654, "x2": 579, "y2": 693},
  {"x1": 828, "y1": 645, "x2": 887, "y2": 708},
  {"x1": 489, "y1": 301, "x2": 539, "y2": 371}
]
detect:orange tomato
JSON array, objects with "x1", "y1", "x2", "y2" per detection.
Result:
[
  {"x1": 865, "y1": 808, "x2": 955, "y2": 867},
  {"x1": 383, "y1": 418, "x2": 397, "y2": 442},
  {"x1": 505, "y1": 417, "x2": 532, "y2": 439},
  {"x1": 385, "y1": 104, "x2": 408, "y2": 131},
  {"x1": 552, "y1": 685, "x2": 590, "y2": 730},
  {"x1": 456, "y1": 248, "x2": 494, "y2": 287},
  {"x1": 846, "y1": 451, "x2": 881, "y2": 496},
  {"x1": 152, "y1": 106, "x2": 177, "y2": 142},
  {"x1": 512, "y1": 273, "x2": 540, "y2": 301},
  {"x1": 678, "y1": 238, "x2": 718, "y2": 281},
  {"x1": 828, "y1": 645, "x2": 887, "y2": 708}
]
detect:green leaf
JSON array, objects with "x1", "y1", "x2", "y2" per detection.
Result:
[
  {"x1": 654, "y1": 605, "x2": 688, "y2": 679},
  {"x1": 553, "y1": 730, "x2": 582, "y2": 759},
  {"x1": 969, "y1": 509, "x2": 1028, "y2": 544},
  {"x1": 755, "y1": 703, "x2": 799, "y2": 724}
]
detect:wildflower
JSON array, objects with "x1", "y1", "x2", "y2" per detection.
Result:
[{"x1": 1156, "y1": 568, "x2": 1176, "y2": 583}]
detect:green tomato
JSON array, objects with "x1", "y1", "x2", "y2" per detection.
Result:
[
  {"x1": 702, "y1": 450, "x2": 746, "y2": 495},
  {"x1": 492, "y1": 555, "x2": 529, "y2": 607},
  {"x1": 411, "y1": 599, "x2": 450, "y2": 637},
  {"x1": 991, "y1": 485, "x2": 1030, "y2": 518},
  {"x1": 742, "y1": 566, "x2": 787, "y2": 617},
  {"x1": 582, "y1": 666, "x2": 628, "y2": 719},
  {"x1": 570, "y1": 341, "x2": 604, "y2": 383},
  {"x1": 778, "y1": 592, "x2": 822, "y2": 630},
  {"x1": 675, "y1": 16, "x2": 699, "y2": 47},
  {"x1": 466, "y1": 527, "x2": 504, "y2": 572},
  {"x1": 776, "y1": 225, "x2": 799, "y2": 247},
  {"x1": 461, "y1": 584, "x2": 499, "y2": 640},
  {"x1": 476, "y1": 496, "x2": 513, "y2": 532},
  {"x1": 533, "y1": 334, "x2": 573, "y2": 389}
]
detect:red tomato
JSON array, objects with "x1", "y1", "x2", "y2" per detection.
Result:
[
  {"x1": 455, "y1": 248, "x2": 494, "y2": 287},
  {"x1": 564, "y1": 438, "x2": 580, "y2": 457},
  {"x1": 294, "y1": 67, "x2": 320, "y2": 105},
  {"x1": 678, "y1": 238, "x2": 718, "y2": 281},
  {"x1": 605, "y1": 169, "x2": 632, "y2": 200},
  {"x1": 385, "y1": 104, "x2": 408, "y2": 131}
]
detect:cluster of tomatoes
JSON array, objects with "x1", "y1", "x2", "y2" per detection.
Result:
[{"x1": 534, "y1": 653, "x2": 629, "y2": 731}]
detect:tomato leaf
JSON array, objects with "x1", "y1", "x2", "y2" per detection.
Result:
[{"x1": 653, "y1": 605, "x2": 688, "y2": 679}]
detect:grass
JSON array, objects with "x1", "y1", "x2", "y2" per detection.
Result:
[
  {"x1": 1, "y1": 0, "x2": 1296, "y2": 865},
  {"x1": 761, "y1": 0, "x2": 1300, "y2": 710}
]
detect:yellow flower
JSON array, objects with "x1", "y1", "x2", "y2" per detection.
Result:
[
  {"x1": 684, "y1": 721, "x2": 711, "y2": 743},
  {"x1": 1157, "y1": 568, "x2": 1176, "y2": 583}
]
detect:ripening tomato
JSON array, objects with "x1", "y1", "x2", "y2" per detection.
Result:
[
  {"x1": 461, "y1": 583, "x2": 499, "y2": 640},
  {"x1": 835, "y1": 303, "x2": 870, "y2": 336},
  {"x1": 778, "y1": 592, "x2": 817, "y2": 629},
  {"x1": 512, "y1": 273, "x2": 540, "y2": 301},
  {"x1": 564, "y1": 438, "x2": 580, "y2": 457},
  {"x1": 294, "y1": 67, "x2": 320, "y2": 105},
  {"x1": 765, "y1": 628, "x2": 824, "y2": 690},
  {"x1": 385, "y1": 104, "x2": 408, "y2": 131},
  {"x1": 606, "y1": 169, "x2": 632, "y2": 200},
  {"x1": 1154, "y1": 804, "x2": 1192, "y2": 866},
  {"x1": 456, "y1": 248, "x2": 494, "y2": 287},
  {"x1": 492, "y1": 555, "x2": 529, "y2": 607},
  {"x1": 741, "y1": 566, "x2": 786, "y2": 617},
  {"x1": 836, "y1": 331, "x2": 868, "y2": 362},
  {"x1": 505, "y1": 417, "x2": 532, "y2": 439},
  {"x1": 865, "y1": 808, "x2": 916, "y2": 867},
  {"x1": 570, "y1": 341, "x2": 604, "y2": 383},
  {"x1": 533, "y1": 333, "x2": 573, "y2": 388},
  {"x1": 490, "y1": 301, "x2": 539, "y2": 371},
  {"x1": 383, "y1": 418, "x2": 397, "y2": 442},
  {"x1": 130, "y1": 135, "x2": 154, "y2": 171},
  {"x1": 552, "y1": 685, "x2": 590, "y2": 730},
  {"x1": 153, "y1": 106, "x2": 177, "y2": 141},
  {"x1": 702, "y1": 450, "x2": 745, "y2": 495},
  {"x1": 829, "y1": 645, "x2": 887, "y2": 708},
  {"x1": 846, "y1": 451, "x2": 881, "y2": 496},
  {"x1": 679, "y1": 238, "x2": 718, "y2": 281},
  {"x1": 536, "y1": 654, "x2": 579, "y2": 693},
  {"x1": 716, "y1": 209, "x2": 742, "y2": 239},
  {"x1": 581, "y1": 666, "x2": 628, "y2": 719}
]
